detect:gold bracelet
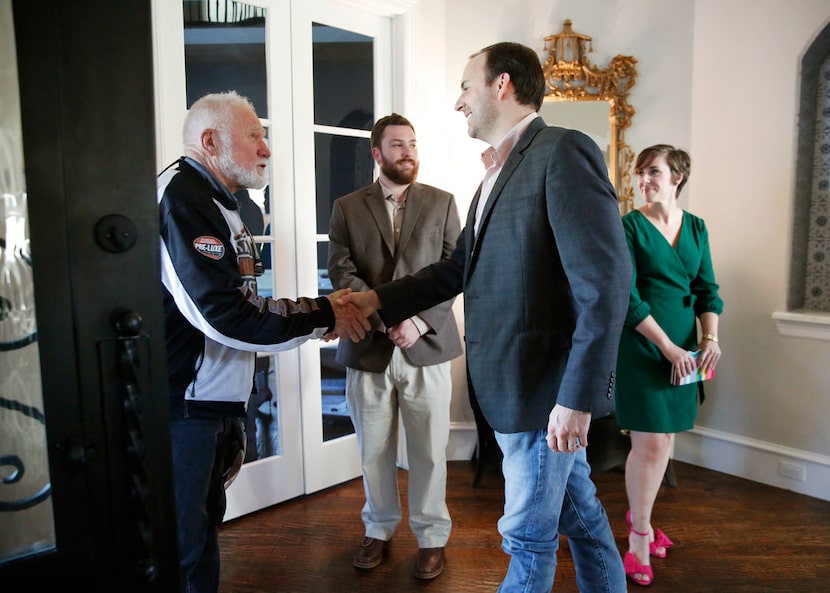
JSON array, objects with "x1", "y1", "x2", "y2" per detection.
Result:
[{"x1": 702, "y1": 333, "x2": 718, "y2": 343}]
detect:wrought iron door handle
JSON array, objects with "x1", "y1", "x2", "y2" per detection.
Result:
[{"x1": 110, "y1": 308, "x2": 159, "y2": 582}]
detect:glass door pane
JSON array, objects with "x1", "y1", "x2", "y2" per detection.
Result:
[
  {"x1": 245, "y1": 353, "x2": 280, "y2": 460},
  {"x1": 1, "y1": 186, "x2": 54, "y2": 565},
  {"x1": 183, "y1": 0, "x2": 268, "y2": 115},
  {"x1": 1, "y1": 5, "x2": 54, "y2": 563},
  {"x1": 312, "y1": 23, "x2": 375, "y2": 442},
  {"x1": 311, "y1": 24, "x2": 374, "y2": 128}
]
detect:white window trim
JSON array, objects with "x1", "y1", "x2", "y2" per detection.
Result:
[{"x1": 772, "y1": 310, "x2": 830, "y2": 341}]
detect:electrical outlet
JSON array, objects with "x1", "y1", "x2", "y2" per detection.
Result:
[{"x1": 779, "y1": 460, "x2": 807, "y2": 482}]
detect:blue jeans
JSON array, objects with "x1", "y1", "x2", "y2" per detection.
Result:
[
  {"x1": 495, "y1": 430, "x2": 626, "y2": 593},
  {"x1": 170, "y1": 412, "x2": 245, "y2": 593}
]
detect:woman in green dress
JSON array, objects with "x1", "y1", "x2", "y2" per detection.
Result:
[{"x1": 615, "y1": 145, "x2": 723, "y2": 586}]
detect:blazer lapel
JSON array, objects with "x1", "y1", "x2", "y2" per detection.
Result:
[
  {"x1": 364, "y1": 181, "x2": 396, "y2": 256},
  {"x1": 464, "y1": 184, "x2": 482, "y2": 282},
  {"x1": 466, "y1": 118, "x2": 546, "y2": 281},
  {"x1": 396, "y1": 183, "x2": 422, "y2": 257}
]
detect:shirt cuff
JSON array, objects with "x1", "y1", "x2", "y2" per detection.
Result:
[{"x1": 410, "y1": 315, "x2": 428, "y2": 336}]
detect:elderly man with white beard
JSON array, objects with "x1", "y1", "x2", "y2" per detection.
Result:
[{"x1": 157, "y1": 91, "x2": 370, "y2": 593}]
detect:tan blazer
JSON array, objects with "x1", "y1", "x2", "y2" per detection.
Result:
[{"x1": 327, "y1": 180, "x2": 462, "y2": 372}]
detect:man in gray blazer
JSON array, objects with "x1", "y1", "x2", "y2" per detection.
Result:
[
  {"x1": 327, "y1": 114, "x2": 462, "y2": 580},
  {"x1": 342, "y1": 44, "x2": 631, "y2": 592}
]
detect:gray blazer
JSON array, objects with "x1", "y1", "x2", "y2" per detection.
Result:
[
  {"x1": 375, "y1": 118, "x2": 632, "y2": 433},
  {"x1": 328, "y1": 180, "x2": 462, "y2": 372}
]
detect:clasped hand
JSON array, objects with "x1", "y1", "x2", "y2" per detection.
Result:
[
  {"x1": 386, "y1": 318, "x2": 421, "y2": 350},
  {"x1": 337, "y1": 289, "x2": 380, "y2": 318},
  {"x1": 326, "y1": 289, "x2": 371, "y2": 343},
  {"x1": 695, "y1": 339, "x2": 721, "y2": 374},
  {"x1": 666, "y1": 339, "x2": 721, "y2": 379}
]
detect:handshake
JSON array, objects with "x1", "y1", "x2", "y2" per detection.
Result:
[{"x1": 324, "y1": 288, "x2": 381, "y2": 343}]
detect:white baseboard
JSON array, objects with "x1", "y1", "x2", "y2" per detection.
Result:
[
  {"x1": 447, "y1": 420, "x2": 477, "y2": 461},
  {"x1": 405, "y1": 422, "x2": 830, "y2": 503},
  {"x1": 675, "y1": 426, "x2": 830, "y2": 502}
]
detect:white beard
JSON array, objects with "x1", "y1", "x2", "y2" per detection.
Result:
[{"x1": 218, "y1": 149, "x2": 267, "y2": 190}]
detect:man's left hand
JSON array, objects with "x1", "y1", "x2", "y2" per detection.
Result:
[{"x1": 387, "y1": 319, "x2": 421, "y2": 350}]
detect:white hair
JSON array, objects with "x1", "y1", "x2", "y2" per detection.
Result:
[{"x1": 182, "y1": 91, "x2": 257, "y2": 148}]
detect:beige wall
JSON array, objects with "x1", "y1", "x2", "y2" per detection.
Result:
[
  {"x1": 687, "y1": 0, "x2": 830, "y2": 495},
  {"x1": 406, "y1": 0, "x2": 830, "y2": 500}
]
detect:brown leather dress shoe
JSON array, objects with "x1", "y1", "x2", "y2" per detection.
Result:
[
  {"x1": 415, "y1": 547, "x2": 445, "y2": 580},
  {"x1": 353, "y1": 537, "x2": 388, "y2": 569}
]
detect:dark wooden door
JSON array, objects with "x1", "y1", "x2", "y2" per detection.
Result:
[{"x1": 1, "y1": 2, "x2": 179, "y2": 591}]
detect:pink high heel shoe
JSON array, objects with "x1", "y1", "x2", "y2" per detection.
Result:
[
  {"x1": 624, "y1": 550, "x2": 653, "y2": 587},
  {"x1": 626, "y1": 509, "x2": 674, "y2": 558},
  {"x1": 625, "y1": 516, "x2": 654, "y2": 586}
]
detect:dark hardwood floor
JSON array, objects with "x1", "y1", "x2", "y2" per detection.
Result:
[{"x1": 219, "y1": 459, "x2": 830, "y2": 592}]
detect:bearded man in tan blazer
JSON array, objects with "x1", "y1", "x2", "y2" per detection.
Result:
[{"x1": 327, "y1": 113, "x2": 462, "y2": 580}]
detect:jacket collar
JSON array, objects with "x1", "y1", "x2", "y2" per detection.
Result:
[{"x1": 179, "y1": 157, "x2": 239, "y2": 210}]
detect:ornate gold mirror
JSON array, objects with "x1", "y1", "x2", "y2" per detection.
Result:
[{"x1": 540, "y1": 20, "x2": 638, "y2": 212}]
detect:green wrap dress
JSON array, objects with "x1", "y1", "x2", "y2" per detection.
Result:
[{"x1": 615, "y1": 209, "x2": 723, "y2": 433}]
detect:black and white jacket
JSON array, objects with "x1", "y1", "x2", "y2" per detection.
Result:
[{"x1": 158, "y1": 158, "x2": 334, "y2": 414}]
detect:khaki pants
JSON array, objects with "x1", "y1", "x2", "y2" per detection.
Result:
[{"x1": 346, "y1": 349, "x2": 452, "y2": 548}]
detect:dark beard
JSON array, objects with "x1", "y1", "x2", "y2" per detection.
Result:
[{"x1": 381, "y1": 159, "x2": 419, "y2": 185}]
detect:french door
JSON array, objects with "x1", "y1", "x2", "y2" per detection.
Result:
[
  {"x1": 153, "y1": 0, "x2": 395, "y2": 519},
  {"x1": 291, "y1": 0, "x2": 392, "y2": 495}
]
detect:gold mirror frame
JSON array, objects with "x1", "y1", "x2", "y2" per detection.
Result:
[{"x1": 541, "y1": 20, "x2": 638, "y2": 213}]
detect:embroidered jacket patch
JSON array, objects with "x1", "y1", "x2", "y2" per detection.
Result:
[{"x1": 193, "y1": 236, "x2": 225, "y2": 260}]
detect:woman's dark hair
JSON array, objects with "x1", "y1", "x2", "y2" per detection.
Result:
[
  {"x1": 475, "y1": 42, "x2": 546, "y2": 111},
  {"x1": 635, "y1": 144, "x2": 691, "y2": 197},
  {"x1": 370, "y1": 113, "x2": 415, "y2": 149}
]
